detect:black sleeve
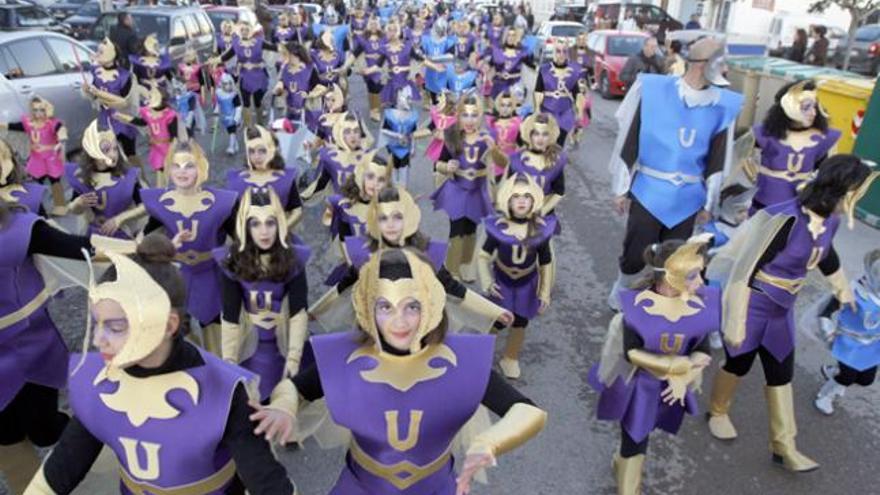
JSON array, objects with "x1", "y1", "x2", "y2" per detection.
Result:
[
  {"x1": 285, "y1": 182, "x2": 303, "y2": 211},
  {"x1": 233, "y1": 94, "x2": 242, "y2": 107},
  {"x1": 534, "y1": 70, "x2": 544, "y2": 92},
  {"x1": 537, "y1": 241, "x2": 552, "y2": 265},
  {"x1": 197, "y1": 69, "x2": 207, "y2": 87},
  {"x1": 222, "y1": 384, "x2": 294, "y2": 494},
  {"x1": 620, "y1": 102, "x2": 641, "y2": 170},
  {"x1": 522, "y1": 54, "x2": 535, "y2": 70},
  {"x1": 438, "y1": 146, "x2": 452, "y2": 161},
  {"x1": 342, "y1": 38, "x2": 350, "y2": 53},
  {"x1": 622, "y1": 321, "x2": 644, "y2": 359},
  {"x1": 221, "y1": 270, "x2": 244, "y2": 323},
  {"x1": 480, "y1": 370, "x2": 535, "y2": 416},
  {"x1": 222, "y1": 200, "x2": 239, "y2": 239},
  {"x1": 352, "y1": 41, "x2": 364, "y2": 57},
  {"x1": 41, "y1": 417, "x2": 104, "y2": 494},
  {"x1": 143, "y1": 215, "x2": 163, "y2": 235},
  {"x1": 6, "y1": 122, "x2": 25, "y2": 132},
  {"x1": 550, "y1": 170, "x2": 565, "y2": 195},
  {"x1": 411, "y1": 46, "x2": 424, "y2": 62},
  {"x1": 119, "y1": 75, "x2": 133, "y2": 98},
  {"x1": 313, "y1": 166, "x2": 332, "y2": 194},
  {"x1": 752, "y1": 219, "x2": 794, "y2": 277},
  {"x1": 168, "y1": 118, "x2": 178, "y2": 139},
  {"x1": 132, "y1": 183, "x2": 142, "y2": 204},
  {"x1": 692, "y1": 335, "x2": 711, "y2": 355},
  {"x1": 286, "y1": 270, "x2": 308, "y2": 315},
  {"x1": 482, "y1": 234, "x2": 499, "y2": 254},
  {"x1": 704, "y1": 129, "x2": 729, "y2": 178},
  {"x1": 335, "y1": 265, "x2": 360, "y2": 293},
  {"x1": 128, "y1": 116, "x2": 147, "y2": 127},
  {"x1": 437, "y1": 265, "x2": 467, "y2": 298},
  {"x1": 292, "y1": 364, "x2": 324, "y2": 401},
  {"x1": 27, "y1": 220, "x2": 92, "y2": 258},
  {"x1": 308, "y1": 68, "x2": 321, "y2": 89},
  {"x1": 818, "y1": 246, "x2": 841, "y2": 276},
  {"x1": 337, "y1": 218, "x2": 354, "y2": 240},
  {"x1": 262, "y1": 40, "x2": 279, "y2": 52},
  {"x1": 219, "y1": 48, "x2": 236, "y2": 63}
]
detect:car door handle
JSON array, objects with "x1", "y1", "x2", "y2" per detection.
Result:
[
  {"x1": 72, "y1": 81, "x2": 82, "y2": 89},
  {"x1": 18, "y1": 84, "x2": 32, "y2": 94}
]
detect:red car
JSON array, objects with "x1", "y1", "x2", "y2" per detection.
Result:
[{"x1": 585, "y1": 30, "x2": 649, "y2": 99}]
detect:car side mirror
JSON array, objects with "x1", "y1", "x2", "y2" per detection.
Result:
[{"x1": 170, "y1": 36, "x2": 185, "y2": 46}]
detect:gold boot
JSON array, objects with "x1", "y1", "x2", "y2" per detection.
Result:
[
  {"x1": 202, "y1": 322, "x2": 222, "y2": 358},
  {"x1": 459, "y1": 233, "x2": 478, "y2": 283},
  {"x1": 707, "y1": 369, "x2": 740, "y2": 440},
  {"x1": 766, "y1": 384, "x2": 819, "y2": 472},
  {"x1": 0, "y1": 441, "x2": 41, "y2": 494},
  {"x1": 613, "y1": 453, "x2": 644, "y2": 495},
  {"x1": 499, "y1": 326, "x2": 526, "y2": 379},
  {"x1": 242, "y1": 108, "x2": 253, "y2": 128},
  {"x1": 49, "y1": 181, "x2": 66, "y2": 216},
  {"x1": 446, "y1": 236, "x2": 464, "y2": 279},
  {"x1": 369, "y1": 93, "x2": 382, "y2": 122}
]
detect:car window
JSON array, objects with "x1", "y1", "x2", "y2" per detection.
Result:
[
  {"x1": 641, "y1": 6, "x2": 665, "y2": 22},
  {"x1": 0, "y1": 48, "x2": 16, "y2": 79},
  {"x1": 91, "y1": 14, "x2": 116, "y2": 40},
  {"x1": 7, "y1": 39, "x2": 56, "y2": 77},
  {"x1": 0, "y1": 10, "x2": 9, "y2": 28},
  {"x1": 608, "y1": 36, "x2": 645, "y2": 56},
  {"x1": 77, "y1": 2, "x2": 100, "y2": 16},
  {"x1": 15, "y1": 6, "x2": 54, "y2": 27},
  {"x1": 855, "y1": 25, "x2": 880, "y2": 42},
  {"x1": 182, "y1": 14, "x2": 199, "y2": 37},
  {"x1": 132, "y1": 14, "x2": 171, "y2": 43},
  {"x1": 551, "y1": 25, "x2": 585, "y2": 37},
  {"x1": 196, "y1": 12, "x2": 213, "y2": 35},
  {"x1": 46, "y1": 38, "x2": 90, "y2": 73},
  {"x1": 170, "y1": 18, "x2": 186, "y2": 41}
]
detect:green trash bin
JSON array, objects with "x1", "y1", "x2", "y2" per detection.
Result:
[{"x1": 853, "y1": 78, "x2": 880, "y2": 228}]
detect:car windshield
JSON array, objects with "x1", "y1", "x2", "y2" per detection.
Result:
[
  {"x1": 207, "y1": 11, "x2": 237, "y2": 31},
  {"x1": 131, "y1": 13, "x2": 170, "y2": 43},
  {"x1": 16, "y1": 6, "x2": 54, "y2": 26},
  {"x1": 608, "y1": 36, "x2": 645, "y2": 56},
  {"x1": 855, "y1": 25, "x2": 880, "y2": 42},
  {"x1": 76, "y1": 2, "x2": 98, "y2": 16},
  {"x1": 551, "y1": 25, "x2": 585, "y2": 37}
]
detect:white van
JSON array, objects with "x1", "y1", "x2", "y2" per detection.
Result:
[{"x1": 768, "y1": 11, "x2": 845, "y2": 57}]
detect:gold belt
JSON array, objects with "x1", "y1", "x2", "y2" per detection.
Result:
[
  {"x1": 0, "y1": 287, "x2": 50, "y2": 330},
  {"x1": 392, "y1": 66, "x2": 411, "y2": 74},
  {"x1": 349, "y1": 439, "x2": 452, "y2": 490},
  {"x1": 754, "y1": 270, "x2": 805, "y2": 295},
  {"x1": 454, "y1": 168, "x2": 488, "y2": 180},
  {"x1": 241, "y1": 62, "x2": 264, "y2": 70},
  {"x1": 248, "y1": 309, "x2": 283, "y2": 330},
  {"x1": 174, "y1": 250, "x2": 213, "y2": 266},
  {"x1": 544, "y1": 90, "x2": 570, "y2": 98},
  {"x1": 32, "y1": 144, "x2": 58, "y2": 152},
  {"x1": 119, "y1": 459, "x2": 236, "y2": 495},
  {"x1": 496, "y1": 259, "x2": 536, "y2": 280},
  {"x1": 758, "y1": 165, "x2": 812, "y2": 182},
  {"x1": 365, "y1": 53, "x2": 382, "y2": 60},
  {"x1": 498, "y1": 71, "x2": 521, "y2": 80}
]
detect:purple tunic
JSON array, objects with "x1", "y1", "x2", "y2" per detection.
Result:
[
  {"x1": 225, "y1": 167, "x2": 297, "y2": 208},
  {"x1": 129, "y1": 53, "x2": 173, "y2": 91},
  {"x1": 141, "y1": 187, "x2": 237, "y2": 324},
  {"x1": 487, "y1": 46, "x2": 529, "y2": 97},
  {"x1": 453, "y1": 34, "x2": 478, "y2": 61},
  {"x1": 731, "y1": 199, "x2": 840, "y2": 361},
  {"x1": 430, "y1": 136, "x2": 494, "y2": 223},
  {"x1": 592, "y1": 286, "x2": 718, "y2": 443},
  {"x1": 1, "y1": 182, "x2": 45, "y2": 213},
  {"x1": 279, "y1": 63, "x2": 317, "y2": 120},
  {"x1": 65, "y1": 163, "x2": 139, "y2": 239},
  {"x1": 233, "y1": 35, "x2": 269, "y2": 94},
  {"x1": 344, "y1": 236, "x2": 447, "y2": 272},
  {"x1": 537, "y1": 62, "x2": 582, "y2": 132},
  {"x1": 317, "y1": 147, "x2": 358, "y2": 194},
  {"x1": 90, "y1": 65, "x2": 137, "y2": 140},
  {"x1": 379, "y1": 41, "x2": 422, "y2": 106},
  {"x1": 213, "y1": 244, "x2": 311, "y2": 401},
  {"x1": 68, "y1": 350, "x2": 253, "y2": 494},
  {"x1": 312, "y1": 331, "x2": 494, "y2": 494},
  {"x1": 325, "y1": 195, "x2": 369, "y2": 285},
  {"x1": 752, "y1": 125, "x2": 841, "y2": 210},
  {"x1": 483, "y1": 214, "x2": 556, "y2": 319},
  {"x1": 312, "y1": 49, "x2": 345, "y2": 87},
  {"x1": 0, "y1": 212, "x2": 67, "y2": 409},
  {"x1": 356, "y1": 36, "x2": 386, "y2": 86}
]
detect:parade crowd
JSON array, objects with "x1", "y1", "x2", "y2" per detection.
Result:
[{"x1": 0, "y1": 1, "x2": 878, "y2": 494}]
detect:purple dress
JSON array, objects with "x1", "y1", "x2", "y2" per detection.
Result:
[
  {"x1": 64, "y1": 163, "x2": 139, "y2": 239},
  {"x1": 431, "y1": 135, "x2": 494, "y2": 223},
  {"x1": 537, "y1": 62, "x2": 582, "y2": 132},
  {"x1": 129, "y1": 53, "x2": 173, "y2": 91},
  {"x1": 67, "y1": 350, "x2": 254, "y2": 494},
  {"x1": 312, "y1": 331, "x2": 494, "y2": 494},
  {"x1": 0, "y1": 212, "x2": 68, "y2": 409},
  {"x1": 379, "y1": 40, "x2": 422, "y2": 106},
  {"x1": 312, "y1": 49, "x2": 345, "y2": 87},
  {"x1": 731, "y1": 199, "x2": 840, "y2": 362},
  {"x1": 213, "y1": 244, "x2": 311, "y2": 401},
  {"x1": 279, "y1": 63, "x2": 317, "y2": 121},
  {"x1": 0, "y1": 182, "x2": 45, "y2": 213},
  {"x1": 752, "y1": 125, "x2": 840, "y2": 211},
  {"x1": 232, "y1": 35, "x2": 269, "y2": 94},
  {"x1": 316, "y1": 147, "x2": 359, "y2": 194},
  {"x1": 141, "y1": 187, "x2": 237, "y2": 324},
  {"x1": 454, "y1": 33, "x2": 478, "y2": 62},
  {"x1": 486, "y1": 46, "x2": 530, "y2": 97},
  {"x1": 591, "y1": 286, "x2": 719, "y2": 443},
  {"x1": 355, "y1": 35, "x2": 386, "y2": 87},
  {"x1": 483, "y1": 214, "x2": 556, "y2": 319},
  {"x1": 90, "y1": 64, "x2": 137, "y2": 141}
]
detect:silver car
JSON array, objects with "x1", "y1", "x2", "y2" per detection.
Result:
[{"x1": 0, "y1": 31, "x2": 94, "y2": 157}]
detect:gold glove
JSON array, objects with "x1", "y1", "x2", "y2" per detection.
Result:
[
  {"x1": 308, "y1": 286, "x2": 340, "y2": 320},
  {"x1": 267, "y1": 379, "x2": 299, "y2": 416},
  {"x1": 89, "y1": 234, "x2": 137, "y2": 255},
  {"x1": 825, "y1": 268, "x2": 854, "y2": 306},
  {"x1": 626, "y1": 349, "x2": 692, "y2": 379},
  {"x1": 284, "y1": 311, "x2": 309, "y2": 377},
  {"x1": 477, "y1": 249, "x2": 495, "y2": 293},
  {"x1": 221, "y1": 319, "x2": 244, "y2": 363},
  {"x1": 286, "y1": 206, "x2": 303, "y2": 229},
  {"x1": 537, "y1": 262, "x2": 554, "y2": 305},
  {"x1": 23, "y1": 466, "x2": 55, "y2": 495},
  {"x1": 459, "y1": 289, "x2": 505, "y2": 322},
  {"x1": 541, "y1": 194, "x2": 562, "y2": 216},
  {"x1": 466, "y1": 403, "x2": 547, "y2": 458},
  {"x1": 110, "y1": 204, "x2": 147, "y2": 227}
]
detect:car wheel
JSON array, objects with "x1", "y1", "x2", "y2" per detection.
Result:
[{"x1": 600, "y1": 72, "x2": 613, "y2": 99}]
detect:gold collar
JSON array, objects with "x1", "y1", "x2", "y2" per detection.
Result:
[
  {"x1": 634, "y1": 289, "x2": 705, "y2": 323},
  {"x1": 347, "y1": 343, "x2": 457, "y2": 392}
]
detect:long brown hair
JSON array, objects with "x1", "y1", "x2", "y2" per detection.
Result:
[
  {"x1": 77, "y1": 148, "x2": 128, "y2": 188},
  {"x1": 443, "y1": 94, "x2": 481, "y2": 156},
  {"x1": 368, "y1": 186, "x2": 431, "y2": 251},
  {"x1": 529, "y1": 113, "x2": 562, "y2": 165},
  {"x1": 633, "y1": 239, "x2": 686, "y2": 290},
  {"x1": 225, "y1": 192, "x2": 299, "y2": 283}
]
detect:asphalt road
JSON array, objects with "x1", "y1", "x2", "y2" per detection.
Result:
[{"x1": 13, "y1": 68, "x2": 880, "y2": 495}]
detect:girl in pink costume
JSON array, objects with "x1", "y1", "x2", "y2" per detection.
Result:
[
  {"x1": 424, "y1": 91, "x2": 458, "y2": 161},
  {"x1": 485, "y1": 90, "x2": 523, "y2": 179},
  {"x1": 113, "y1": 86, "x2": 179, "y2": 186}
]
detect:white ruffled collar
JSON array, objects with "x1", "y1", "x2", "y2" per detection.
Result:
[{"x1": 675, "y1": 77, "x2": 721, "y2": 108}]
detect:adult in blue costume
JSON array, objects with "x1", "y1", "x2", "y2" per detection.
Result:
[{"x1": 421, "y1": 18, "x2": 456, "y2": 104}]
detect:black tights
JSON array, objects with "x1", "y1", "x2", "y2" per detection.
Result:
[
  {"x1": 722, "y1": 346, "x2": 795, "y2": 386},
  {"x1": 0, "y1": 383, "x2": 69, "y2": 446},
  {"x1": 557, "y1": 128, "x2": 568, "y2": 147},
  {"x1": 835, "y1": 361, "x2": 877, "y2": 387},
  {"x1": 241, "y1": 87, "x2": 267, "y2": 109},
  {"x1": 449, "y1": 218, "x2": 477, "y2": 238},
  {"x1": 493, "y1": 314, "x2": 530, "y2": 331},
  {"x1": 620, "y1": 428, "x2": 648, "y2": 458},
  {"x1": 37, "y1": 176, "x2": 61, "y2": 184}
]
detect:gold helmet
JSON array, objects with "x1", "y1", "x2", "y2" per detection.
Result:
[
  {"x1": 0, "y1": 139, "x2": 16, "y2": 186},
  {"x1": 493, "y1": 91, "x2": 516, "y2": 116},
  {"x1": 183, "y1": 45, "x2": 198, "y2": 63},
  {"x1": 82, "y1": 118, "x2": 118, "y2": 167},
  {"x1": 30, "y1": 95, "x2": 55, "y2": 119},
  {"x1": 145, "y1": 84, "x2": 163, "y2": 109},
  {"x1": 658, "y1": 233, "x2": 712, "y2": 298},
  {"x1": 235, "y1": 187, "x2": 290, "y2": 252},
  {"x1": 220, "y1": 19, "x2": 234, "y2": 35},
  {"x1": 353, "y1": 248, "x2": 446, "y2": 353},
  {"x1": 244, "y1": 125, "x2": 278, "y2": 170},
  {"x1": 332, "y1": 112, "x2": 369, "y2": 152},
  {"x1": 842, "y1": 169, "x2": 880, "y2": 229},
  {"x1": 163, "y1": 139, "x2": 210, "y2": 188},
  {"x1": 88, "y1": 250, "x2": 172, "y2": 369},
  {"x1": 278, "y1": 12, "x2": 290, "y2": 26},
  {"x1": 354, "y1": 151, "x2": 391, "y2": 191},
  {"x1": 366, "y1": 185, "x2": 421, "y2": 246},
  {"x1": 323, "y1": 83, "x2": 346, "y2": 113},
  {"x1": 780, "y1": 80, "x2": 824, "y2": 127},
  {"x1": 143, "y1": 33, "x2": 161, "y2": 57},
  {"x1": 96, "y1": 37, "x2": 117, "y2": 66},
  {"x1": 495, "y1": 172, "x2": 544, "y2": 219},
  {"x1": 520, "y1": 113, "x2": 560, "y2": 149}
]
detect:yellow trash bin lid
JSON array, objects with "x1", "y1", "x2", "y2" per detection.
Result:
[{"x1": 815, "y1": 75, "x2": 876, "y2": 153}]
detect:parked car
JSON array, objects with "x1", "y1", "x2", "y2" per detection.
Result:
[
  {"x1": 86, "y1": 7, "x2": 215, "y2": 61},
  {"x1": 551, "y1": 3, "x2": 588, "y2": 22},
  {"x1": 834, "y1": 24, "x2": 880, "y2": 76},
  {"x1": 47, "y1": 0, "x2": 90, "y2": 21},
  {"x1": 535, "y1": 21, "x2": 587, "y2": 62},
  {"x1": 0, "y1": 2, "x2": 71, "y2": 34},
  {"x1": 0, "y1": 31, "x2": 94, "y2": 156},
  {"x1": 64, "y1": 0, "x2": 100, "y2": 40},
  {"x1": 584, "y1": 2, "x2": 681, "y2": 42},
  {"x1": 204, "y1": 5, "x2": 262, "y2": 37},
  {"x1": 585, "y1": 29, "x2": 649, "y2": 99}
]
